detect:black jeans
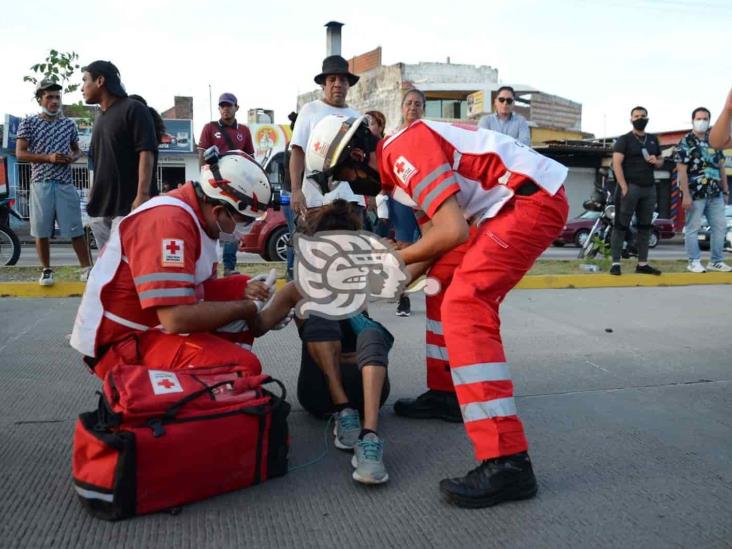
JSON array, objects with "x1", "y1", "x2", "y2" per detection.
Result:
[
  {"x1": 297, "y1": 315, "x2": 390, "y2": 419},
  {"x1": 611, "y1": 184, "x2": 656, "y2": 263}
]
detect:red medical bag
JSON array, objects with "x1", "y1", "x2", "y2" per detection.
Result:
[{"x1": 72, "y1": 363, "x2": 290, "y2": 520}]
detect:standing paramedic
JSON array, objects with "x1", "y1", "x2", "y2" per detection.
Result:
[
  {"x1": 70, "y1": 151, "x2": 274, "y2": 380},
  {"x1": 305, "y1": 115, "x2": 569, "y2": 508},
  {"x1": 198, "y1": 92, "x2": 255, "y2": 276}
]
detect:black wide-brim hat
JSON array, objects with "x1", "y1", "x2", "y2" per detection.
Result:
[{"x1": 314, "y1": 55, "x2": 360, "y2": 86}]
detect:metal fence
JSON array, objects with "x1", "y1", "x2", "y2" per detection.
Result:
[{"x1": 15, "y1": 162, "x2": 92, "y2": 219}]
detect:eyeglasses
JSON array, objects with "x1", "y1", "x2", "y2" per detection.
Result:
[{"x1": 497, "y1": 97, "x2": 514, "y2": 105}]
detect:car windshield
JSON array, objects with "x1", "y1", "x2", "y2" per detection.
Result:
[{"x1": 578, "y1": 210, "x2": 602, "y2": 220}]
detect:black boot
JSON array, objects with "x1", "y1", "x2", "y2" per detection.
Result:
[
  {"x1": 393, "y1": 390, "x2": 462, "y2": 423},
  {"x1": 439, "y1": 452, "x2": 538, "y2": 508}
]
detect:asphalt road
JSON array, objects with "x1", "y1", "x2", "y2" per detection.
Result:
[{"x1": 1, "y1": 287, "x2": 730, "y2": 548}]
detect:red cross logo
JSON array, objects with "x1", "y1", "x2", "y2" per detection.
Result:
[
  {"x1": 395, "y1": 161, "x2": 405, "y2": 174},
  {"x1": 157, "y1": 379, "x2": 175, "y2": 389},
  {"x1": 166, "y1": 241, "x2": 181, "y2": 255},
  {"x1": 313, "y1": 141, "x2": 322, "y2": 152}
]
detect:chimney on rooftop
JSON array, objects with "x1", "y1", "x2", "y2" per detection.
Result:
[{"x1": 325, "y1": 21, "x2": 343, "y2": 56}]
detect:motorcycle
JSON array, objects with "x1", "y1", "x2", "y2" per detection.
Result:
[
  {"x1": 0, "y1": 197, "x2": 22, "y2": 266},
  {"x1": 578, "y1": 190, "x2": 615, "y2": 260}
]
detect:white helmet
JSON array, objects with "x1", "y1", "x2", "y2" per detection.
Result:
[
  {"x1": 199, "y1": 150, "x2": 272, "y2": 218},
  {"x1": 305, "y1": 115, "x2": 381, "y2": 195}
]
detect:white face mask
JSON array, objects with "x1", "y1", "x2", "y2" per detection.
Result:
[
  {"x1": 42, "y1": 106, "x2": 61, "y2": 117},
  {"x1": 693, "y1": 119, "x2": 710, "y2": 133},
  {"x1": 217, "y1": 210, "x2": 251, "y2": 242}
]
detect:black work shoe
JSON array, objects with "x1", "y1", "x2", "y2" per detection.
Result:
[
  {"x1": 439, "y1": 452, "x2": 538, "y2": 508},
  {"x1": 609, "y1": 264, "x2": 621, "y2": 276},
  {"x1": 393, "y1": 390, "x2": 462, "y2": 423},
  {"x1": 396, "y1": 295, "x2": 411, "y2": 317},
  {"x1": 635, "y1": 264, "x2": 661, "y2": 275}
]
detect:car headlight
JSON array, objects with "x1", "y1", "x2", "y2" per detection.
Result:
[{"x1": 604, "y1": 205, "x2": 615, "y2": 220}]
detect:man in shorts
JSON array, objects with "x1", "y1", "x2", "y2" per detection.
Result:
[{"x1": 16, "y1": 79, "x2": 91, "y2": 286}]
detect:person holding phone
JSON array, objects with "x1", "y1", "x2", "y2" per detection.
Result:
[{"x1": 610, "y1": 106, "x2": 664, "y2": 276}]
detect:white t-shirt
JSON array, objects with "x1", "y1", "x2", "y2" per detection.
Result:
[{"x1": 290, "y1": 100, "x2": 366, "y2": 208}]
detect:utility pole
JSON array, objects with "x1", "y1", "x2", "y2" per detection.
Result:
[{"x1": 208, "y1": 84, "x2": 213, "y2": 122}]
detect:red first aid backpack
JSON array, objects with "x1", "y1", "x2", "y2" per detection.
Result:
[{"x1": 72, "y1": 364, "x2": 290, "y2": 520}]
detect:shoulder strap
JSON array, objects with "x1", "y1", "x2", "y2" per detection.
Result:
[{"x1": 218, "y1": 121, "x2": 238, "y2": 151}]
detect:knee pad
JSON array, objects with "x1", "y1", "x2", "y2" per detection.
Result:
[{"x1": 356, "y1": 329, "x2": 388, "y2": 370}]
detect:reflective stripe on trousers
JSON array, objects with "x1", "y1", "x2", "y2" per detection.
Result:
[{"x1": 441, "y1": 189, "x2": 568, "y2": 460}]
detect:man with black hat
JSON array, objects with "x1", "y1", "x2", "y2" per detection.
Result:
[
  {"x1": 198, "y1": 92, "x2": 255, "y2": 276},
  {"x1": 81, "y1": 60, "x2": 157, "y2": 249},
  {"x1": 16, "y1": 79, "x2": 91, "y2": 286},
  {"x1": 289, "y1": 55, "x2": 364, "y2": 216}
]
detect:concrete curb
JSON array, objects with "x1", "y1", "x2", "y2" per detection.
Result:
[{"x1": 1, "y1": 273, "x2": 731, "y2": 298}]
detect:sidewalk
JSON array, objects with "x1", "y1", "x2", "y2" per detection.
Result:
[{"x1": 1, "y1": 288, "x2": 731, "y2": 548}]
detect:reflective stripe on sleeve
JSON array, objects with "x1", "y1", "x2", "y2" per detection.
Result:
[
  {"x1": 426, "y1": 343, "x2": 449, "y2": 361},
  {"x1": 413, "y1": 163, "x2": 451, "y2": 203},
  {"x1": 426, "y1": 319, "x2": 443, "y2": 335},
  {"x1": 138, "y1": 288, "x2": 195, "y2": 301},
  {"x1": 461, "y1": 397, "x2": 517, "y2": 422},
  {"x1": 134, "y1": 272, "x2": 195, "y2": 285},
  {"x1": 420, "y1": 176, "x2": 458, "y2": 214},
  {"x1": 451, "y1": 362, "x2": 511, "y2": 386}
]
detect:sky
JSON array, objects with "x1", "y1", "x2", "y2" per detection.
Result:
[{"x1": 1, "y1": 0, "x2": 731, "y2": 139}]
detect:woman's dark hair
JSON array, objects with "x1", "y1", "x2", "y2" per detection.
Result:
[
  {"x1": 305, "y1": 199, "x2": 363, "y2": 234},
  {"x1": 401, "y1": 88, "x2": 426, "y2": 107},
  {"x1": 365, "y1": 110, "x2": 386, "y2": 137},
  {"x1": 129, "y1": 94, "x2": 166, "y2": 144}
]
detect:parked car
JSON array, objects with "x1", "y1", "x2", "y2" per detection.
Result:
[
  {"x1": 555, "y1": 210, "x2": 675, "y2": 248},
  {"x1": 241, "y1": 208, "x2": 289, "y2": 261},
  {"x1": 697, "y1": 204, "x2": 732, "y2": 250}
]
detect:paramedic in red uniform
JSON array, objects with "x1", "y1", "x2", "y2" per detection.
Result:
[
  {"x1": 70, "y1": 150, "x2": 274, "y2": 380},
  {"x1": 305, "y1": 115, "x2": 569, "y2": 508}
]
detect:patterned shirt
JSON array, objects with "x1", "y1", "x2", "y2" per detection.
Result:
[
  {"x1": 674, "y1": 131, "x2": 725, "y2": 199},
  {"x1": 16, "y1": 115, "x2": 78, "y2": 184}
]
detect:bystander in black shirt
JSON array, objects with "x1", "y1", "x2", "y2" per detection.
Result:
[
  {"x1": 87, "y1": 97, "x2": 157, "y2": 217},
  {"x1": 613, "y1": 131, "x2": 661, "y2": 187}
]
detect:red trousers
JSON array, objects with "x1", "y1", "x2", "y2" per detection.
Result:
[
  {"x1": 437, "y1": 189, "x2": 568, "y2": 460},
  {"x1": 93, "y1": 275, "x2": 261, "y2": 380}
]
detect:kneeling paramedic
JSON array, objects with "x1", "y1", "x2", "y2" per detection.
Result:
[
  {"x1": 70, "y1": 149, "x2": 276, "y2": 380},
  {"x1": 305, "y1": 114, "x2": 569, "y2": 508}
]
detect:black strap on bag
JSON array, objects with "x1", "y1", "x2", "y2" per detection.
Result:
[{"x1": 218, "y1": 121, "x2": 239, "y2": 152}]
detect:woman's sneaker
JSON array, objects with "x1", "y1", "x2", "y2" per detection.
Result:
[
  {"x1": 352, "y1": 433, "x2": 389, "y2": 484},
  {"x1": 707, "y1": 261, "x2": 732, "y2": 272},
  {"x1": 333, "y1": 408, "x2": 361, "y2": 451},
  {"x1": 38, "y1": 268, "x2": 54, "y2": 287}
]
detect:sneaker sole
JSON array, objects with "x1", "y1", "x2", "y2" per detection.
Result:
[
  {"x1": 38, "y1": 280, "x2": 55, "y2": 287},
  {"x1": 351, "y1": 455, "x2": 389, "y2": 484},
  {"x1": 395, "y1": 311, "x2": 411, "y2": 317},
  {"x1": 333, "y1": 424, "x2": 357, "y2": 451},
  {"x1": 439, "y1": 481, "x2": 538, "y2": 509}
]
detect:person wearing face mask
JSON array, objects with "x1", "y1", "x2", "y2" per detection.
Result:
[
  {"x1": 610, "y1": 106, "x2": 664, "y2": 276},
  {"x1": 674, "y1": 107, "x2": 730, "y2": 272},
  {"x1": 16, "y1": 79, "x2": 91, "y2": 286},
  {"x1": 70, "y1": 151, "x2": 280, "y2": 381}
]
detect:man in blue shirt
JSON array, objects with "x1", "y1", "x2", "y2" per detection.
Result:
[
  {"x1": 675, "y1": 107, "x2": 730, "y2": 272},
  {"x1": 478, "y1": 86, "x2": 531, "y2": 146},
  {"x1": 16, "y1": 79, "x2": 91, "y2": 286}
]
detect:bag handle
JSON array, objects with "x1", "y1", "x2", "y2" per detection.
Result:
[
  {"x1": 217, "y1": 121, "x2": 238, "y2": 152},
  {"x1": 162, "y1": 374, "x2": 284, "y2": 420}
]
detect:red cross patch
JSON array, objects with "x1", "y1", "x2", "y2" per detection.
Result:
[
  {"x1": 162, "y1": 238, "x2": 184, "y2": 267},
  {"x1": 149, "y1": 370, "x2": 184, "y2": 395},
  {"x1": 311, "y1": 140, "x2": 327, "y2": 158},
  {"x1": 393, "y1": 156, "x2": 417, "y2": 185}
]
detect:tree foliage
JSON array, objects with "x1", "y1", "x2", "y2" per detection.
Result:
[{"x1": 23, "y1": 50, "x2": 81, "y2": 94}]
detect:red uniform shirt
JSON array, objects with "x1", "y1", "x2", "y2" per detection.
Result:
[
  {"x1": 377, "y1": 120, "x2": 566, "y2": 223},
  {"x1": 198, "y1": 120, "x2": 254, "y2": 155},
  {"x1": 96, "y1": 183, "x2": 215, "y2": 350}
]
